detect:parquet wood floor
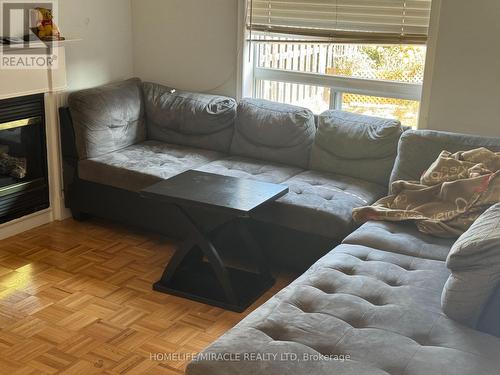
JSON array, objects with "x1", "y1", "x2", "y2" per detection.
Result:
[{"x1": 0, "y1": 218, "x2": 295, "y2": 374}]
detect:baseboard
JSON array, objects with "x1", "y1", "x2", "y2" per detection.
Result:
[{"x1": 0, "y1": 208, "x2": 54, "y2": 240}]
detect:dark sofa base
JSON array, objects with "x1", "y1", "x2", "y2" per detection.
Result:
[
  {"x1": 68, "y1": 179, "x2": 190, "y2": 239},
  {"x1": 66, "y1": 179, "x2": 336, "y2": 272}
]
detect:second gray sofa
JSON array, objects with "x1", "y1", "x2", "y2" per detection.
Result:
[{"x1": 187, "y1": 131, "x2": 500, "y2": 375}]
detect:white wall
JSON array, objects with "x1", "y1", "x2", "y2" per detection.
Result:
[
  {"x1": 56, "y1": 0, "x2": 500, "y2": 138},
  {"x1": 131, "y1": 0, "x2": 238, "y2": 98},
  {"x1": 59, "y1": 0, "x2": 134, "y2": 91},
  {"x1": 422, "y1": 0, "x2": 500, "y2": 138}
]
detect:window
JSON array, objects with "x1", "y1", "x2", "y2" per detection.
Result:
[{"x1": 246, "y1": 0, "x2": 432, "y2": 127}]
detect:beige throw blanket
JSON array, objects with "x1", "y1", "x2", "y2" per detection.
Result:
[{"x1": 353, "y1": 148, "x2": 500, "y2": 238}]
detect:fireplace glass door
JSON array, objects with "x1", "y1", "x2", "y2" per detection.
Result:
[{"x1": 0, "y1": 94, "x2": 49, "y2": 224}]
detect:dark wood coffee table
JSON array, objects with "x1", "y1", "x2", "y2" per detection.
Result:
[{"x1": 140, "y1": 170, "x2": 289, "y2": 312}]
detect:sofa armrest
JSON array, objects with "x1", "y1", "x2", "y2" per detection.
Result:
[
  {"x1": 59, "y1": 107, "x2": 79, "y2": 207},
  {"x1": 67, "y1": 78, "x2": 146, "y2": 159},
  {"x1": 59, "y1": 107, "x2": 78, "y2": 165}
]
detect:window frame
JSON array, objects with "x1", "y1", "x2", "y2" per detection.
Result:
[
  {"x1": 251, "y1": 41, "x2": 423, "y2": 117},
  {"x1": 237, "y1": 0, "x2": 442, "y2": 130}
]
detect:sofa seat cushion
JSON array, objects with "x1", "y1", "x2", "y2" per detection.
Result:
[
  {"x1": 253, "y1": 170, "x2": 386, "y2": 239},
  {"x1": 195, "y1": 156, "x2": 303, "y2": 184},
  {"x1": 187, "y1": 244, "x2": 500, "y2": 375},
  {"x1": 78, "y1": 140, "x2": 223, "y2": 192},
  {"x1": 343, "y1": 222, "x2": 455, "y2": 261}
]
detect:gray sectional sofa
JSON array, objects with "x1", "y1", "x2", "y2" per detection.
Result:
[
  {"x1": 61, "y1": 78, "x2": 500, "y2": 375},
  {"x1": 188, "y1": 205, "x2": 500, "y2": 375},
  {"x1": 187, "y1": 131, "x2": 500, "y2": 375},
  {"x1": 61, "y1": 78, "x2": 400, "y2": 268},
  {"x1": 187, "y1": 134, "x2": 500, "y2": 375}
]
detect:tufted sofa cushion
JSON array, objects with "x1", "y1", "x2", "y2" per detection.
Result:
[
  {"x1": 68, "y1": 78, "x2": 146, "y2": 160},
  {"x1": 252, "y1": 170, "x2": 387, "y2": 239},
  {"x1": 196, "y1": 159, "x2": 383, "y2": 239},
  {"x1": 143, "y1": 82, "x2": 237, "y2": 153},
  {"x1": 195, "y1": 156, "x2": 303, "y2": 184},
  {"x1": 441, "y1": 204, "x2": 500, "y2": 328},
  {"x1": 311, "y1": 110, "x2": 403, "y2": 186},
  {"x1": 78, "y1": 140, "x2": 223, "y2": 192},
  {"x1": 230, "y1": 99, "x2": 316, "y2": 168},
  {"x1": 188, "y1": 241, "x2": 500, "y2": 375},
  {"x1": 343, "y1": 221, "x2": 454, "y2": 262},
  {"x1": 390, "y1": 130, "x2": 500, "y2": 186}
]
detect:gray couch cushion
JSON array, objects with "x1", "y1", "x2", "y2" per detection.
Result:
[
  {"x1": 478, "y1": 285, "x2": 500, "y2": 337},
  {"x1": 343, "y1": 221, "x2": 455, "y2": 262},
  {"x1": 311, "y1": 110, "x2": 403, "y2": 186},
  {"x1": 441, "y1": 204, "x2": 500, "y2": 328},
  {"x1": 230, "y1": 99, "x2": 316, "y2": 168},
  {"x1": 68, "y1": 78, "x2": 146, "y2": 160},
  {"x1": 252, "y1": 170, "x2": 386, "y2": 239},
  {"x1": 143, "y1": 82, "x2": 237, "y2": 153},
  {"x1": 188, "y1": 242, "x2": 500, "y2": 375},
  {"x1": 390, "y1": 129, "x2": 500, "y2": 185},
  {"x1": 195, "y1": 156, "x2": 303, "y2": 184},
  {"x1": 78, "y1": 140, "x2": 223, "y2": 192}
]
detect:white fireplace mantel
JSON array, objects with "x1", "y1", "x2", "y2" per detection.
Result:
[{"x1": 0, "y1": 45, "x2": 67, "y2": 100}]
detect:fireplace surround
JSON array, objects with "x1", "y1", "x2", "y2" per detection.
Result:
[{"x1": 0, "y1": 94, "x2": 49, "y2": 224}]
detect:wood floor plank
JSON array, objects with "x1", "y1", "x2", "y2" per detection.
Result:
[{"x1": 0, "y1": 218, "x2": 295, "y2": 374}]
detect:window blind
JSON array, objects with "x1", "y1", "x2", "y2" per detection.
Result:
[{"x1": 247, "y1": 0, "x2": 432, "y2": 44}]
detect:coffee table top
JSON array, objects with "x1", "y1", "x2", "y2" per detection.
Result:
[{"x1": 140, "y1": 170, "x2": 289, "y2": 215}]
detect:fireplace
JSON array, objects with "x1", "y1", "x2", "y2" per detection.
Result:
[{"x1": 0, "y1": 94, "x2": 49, "y2": 224}]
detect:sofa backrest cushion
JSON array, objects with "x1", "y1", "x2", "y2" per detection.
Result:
[
  {"x1": 310, "y1": 110, "x2": 403, "y2": 186},
  {"x1": 230, "y1": 98, "x2": 316, "y2": 168},
  {"x1": 391, "y1": 130, "x2": 500, "y2": 186},
  {"x1": 441, "y1": 204, "x2": 500, "y2": 329},
  {"x1": 143, "y1": 82, "x2": 237, "y2": 153},
  {"x1": 68, "y1": 78, "x2": 146, "y2": 160}
]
